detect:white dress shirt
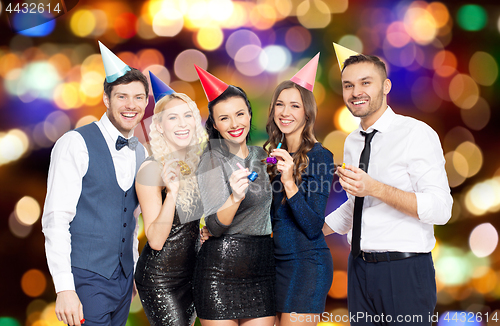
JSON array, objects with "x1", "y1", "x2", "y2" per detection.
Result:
[
  {"x1": 325, "y1": 107, "x2": 452, "y2": 253},
  {"x1": 42, "y1": 113, "x2": 146, "y2": 293}
]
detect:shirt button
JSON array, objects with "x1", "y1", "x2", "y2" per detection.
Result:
[
  {"x1": 123, "y1": 223, "x2": 127, "y2": 227},
  {"x1": 124, "y1": 192, "x2": 127, "y2": 197},
  {"x1": 124, "y1": 208, "x2": 127, "y2": 212},
  {"x1": 122, "y1": 238, "x2": 125, "y2": 242},
  {"x1": 120, "y1": 253, "x2": 123, "y2": 257}
]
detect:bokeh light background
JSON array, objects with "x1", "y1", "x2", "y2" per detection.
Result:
[{"x1": 1, "y1": 0, "x2": 500, "y2": 325}]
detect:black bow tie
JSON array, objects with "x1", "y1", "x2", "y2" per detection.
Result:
[{"x1": 116, "y1": 136, "x2": 139, "y2": 151}]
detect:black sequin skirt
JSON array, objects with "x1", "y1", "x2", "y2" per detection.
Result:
[
  {"x1": 135, "y1": 220, "x2": 198, "y2": 326},
  {"x1": 193, "y1": 234, "x2": 276, "y2": 320}
]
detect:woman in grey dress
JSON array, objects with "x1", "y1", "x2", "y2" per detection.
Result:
[{"x1": 193, "y1": 67, "x2": 276, "y2": 326}]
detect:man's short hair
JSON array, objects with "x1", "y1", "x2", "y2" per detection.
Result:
[
  {"x1": 103, "y1": 68, "x2": 149, "y2": 99},
  {"x1": 342, "y1": 55, "x2": 388, "y2": 80}
]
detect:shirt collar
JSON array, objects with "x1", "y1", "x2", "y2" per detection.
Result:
[
  {"x1": 357, "y1": 106, "x2": 396, "y2": 134},
  {"x1": 99, "y1": 113, "x2": 134, "y2": 141}
]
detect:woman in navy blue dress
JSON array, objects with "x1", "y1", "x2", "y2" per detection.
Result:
[{"x1": 264, "y1": 79, "x2": 334, "y2": 326}]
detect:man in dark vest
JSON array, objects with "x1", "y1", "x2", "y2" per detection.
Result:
[{"x1": 42, "y1": 41, "x2": 148, "y2": 326}]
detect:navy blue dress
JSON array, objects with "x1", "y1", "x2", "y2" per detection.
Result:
[{"x1": 271, "y1": 142, "x2": 334, "y2": 313}]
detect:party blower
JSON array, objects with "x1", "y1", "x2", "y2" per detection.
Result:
[
  {"x1": 236, "y1": 163, "x2": 258, "y2": 182},
  {"x1": 266, "y1": 134, "x2": 284, "y2": 165}
]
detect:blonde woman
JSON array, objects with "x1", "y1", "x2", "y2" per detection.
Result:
[{"x1": 134, "y1": 92, "x2": 206, "y2": 326}]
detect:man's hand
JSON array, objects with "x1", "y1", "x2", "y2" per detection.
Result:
[
  {"x1": 337, "y1": 164, "x2": 378, "y2": 197},
  {"x1": 338, "y1": 164, "x2": 419, "y2": 218},
  {"x1": 55, "y1": 290, "x2": 84, "y2": 325}
]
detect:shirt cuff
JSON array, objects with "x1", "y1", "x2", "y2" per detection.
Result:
[
  {"x1": 325, "y1": 211, "x2": 349, "y2": 235},
  {"x1": 416, "y1": 192, "x2": 449, "y2": 224},
  {"x1": 53, "y1": 272, "x2": 75, "y2": 293}
]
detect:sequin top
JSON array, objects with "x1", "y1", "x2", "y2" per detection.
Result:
[
  {"x1": 271, "y1": 143, "x2": 334, "y2": 257},
  {"x1": 197, "y1": 145, "x2": 272, "y2": 237}
]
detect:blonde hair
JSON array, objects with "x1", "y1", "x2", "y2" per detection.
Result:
[{"x1": 149, "y1": 93, "x2": 207, "y2": 217}]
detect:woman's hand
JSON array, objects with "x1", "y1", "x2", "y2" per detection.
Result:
[
  {"x1": 271, "y1": 148, "x2": 298, "y2": 198},
  {"x1": 161, "y1": 159, "x2": 181, "y2": 196},
  {"x1": 229, "y1": 168, "x2": 249, "y2": 202},
  {"x1": 271, "y1": 148, "x2": 295, "y2": 186},
  {"x1": 199, "y1": 226, "x2": 212, "y2": 245}
]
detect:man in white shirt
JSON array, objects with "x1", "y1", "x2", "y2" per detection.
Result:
[
  {"x1": 324, "y1": 54, "x2": 452, "y2": 325},
  {"x1": 42, "y1": 42, "x2": 148, "y2": 326}
]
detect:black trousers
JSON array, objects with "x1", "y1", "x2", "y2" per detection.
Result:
[{"x1": 347, "y1": 252, "x2": 437, "y2": 326}]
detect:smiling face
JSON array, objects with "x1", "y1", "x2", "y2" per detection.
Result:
[
  {"x1": 156, "y1": 98, "x2": 196, "y2": 151},
  {"x1": 341, "y1": 61, "x2": 391, "y2": 129},
  {"x1": 103, "y1": 81, "x2": 148, "y2": 137},
  {"x1": 273, "y1": 87, "x2": 306, "y2": 139},
  {"x1": 212, "y1": 96, "x2": 251, "y2": 146}
]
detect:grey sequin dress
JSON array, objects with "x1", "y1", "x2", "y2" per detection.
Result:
[
  {"x1": 135, "y1": 186, "x2": 201, "y2": 326},
  {"x1": 193, "y1": 145, "x2": 276, "y2": 320}
]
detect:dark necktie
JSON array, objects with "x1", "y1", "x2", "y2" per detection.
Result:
[
  {"x1": 351, "y1": 129, "x2": 377, "y2": 258},
  {"x1": 116, "y1": 136, "x2": 139, "y2": 151}
]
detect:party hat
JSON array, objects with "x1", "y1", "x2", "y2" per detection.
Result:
[
  {"x1": 98, "y1": 41, "x2": 131, "y2": 83},
  {"x1": 332, "y1": 42, "x2": 359, "y2": 71},
  {"x1": 194, "y1": 65, "x2": 229, "y2": 102},
  {"x1": 290, "y1": 52, "x2": 320, "y2": 92},
  {"x1": 149, "y1": 71, "x2": 175, "y2": 104}
]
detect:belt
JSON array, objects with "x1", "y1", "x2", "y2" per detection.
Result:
[{"x1": 361, "y1": 251, "x2": 421, "y2": 263}]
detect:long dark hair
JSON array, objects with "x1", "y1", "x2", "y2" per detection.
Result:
[
  {"x1": 264, "y1": 80, "x2": 317, "y2": 188},
  {"x1": 205, "y1": 85, "x2": 253, "y2": 153}
]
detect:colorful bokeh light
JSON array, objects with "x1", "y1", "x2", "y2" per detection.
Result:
[
  {"x1": 152, "y1": 9, "x2": 184, "y2": 37},
  {"x1": 70, "y1": 9, "x2": 96, "y2": 37},
  {"x1": 21, "y1": 269, "x2": 47, "y2": 297},
  {"x1": 15, "y1": 196, "x2": 40, "y2": 226},
  {"x1": 469, "y1": 51, "x2": 498, "y2": 86},
  {"x1": 469, "y1": 223, "x2": 498, "y2": 258},
  {"x1": 174, "y1": 49, "x2": 208, "y2": 82},
  {"x1": 259, "y1": 45, "x2": 292, "y2": 73},
  {"x1": 457, "y1": 5, "x2": 487, "y2": 31}
]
